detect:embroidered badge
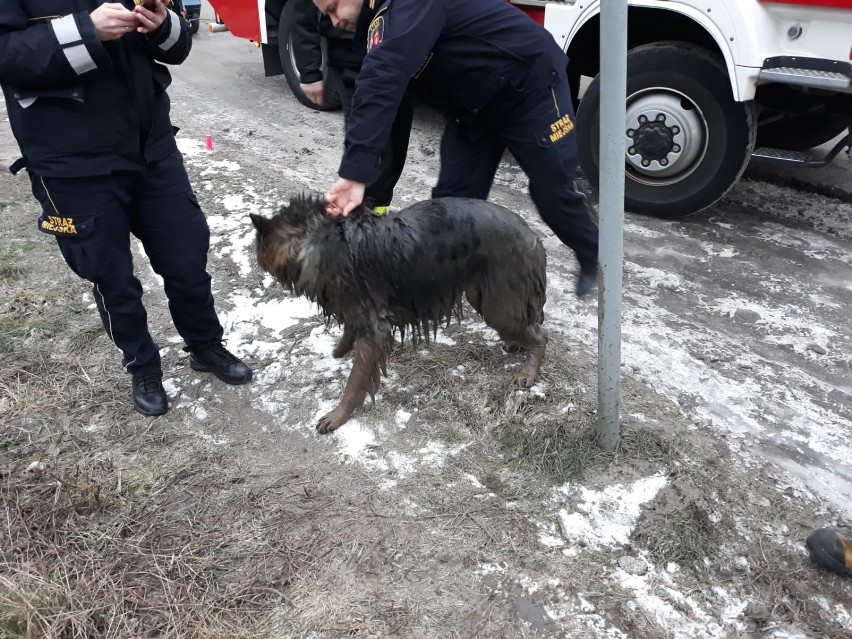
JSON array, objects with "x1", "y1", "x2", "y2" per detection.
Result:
[
  {"x1": 39, "y1": 214, "x2": 78, "y2": 235},
  {"x1": 367, "y1": 15, "x2": 384, "y2": 53},
  {"x1": 548, "y1": 113, "x2": 575, "y2": 143}
]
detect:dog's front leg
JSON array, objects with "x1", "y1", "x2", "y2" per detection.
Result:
[
  {"x1": 515, "y1": 326, "x2": 548, "y2": 388},
  {"x1": 317, "y1": 334, "x2": 387, "y2": 433}
]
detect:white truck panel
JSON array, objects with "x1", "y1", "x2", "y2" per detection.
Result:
[{"x1": 542, "y1": 0, "x2": 852, "y2": 102}]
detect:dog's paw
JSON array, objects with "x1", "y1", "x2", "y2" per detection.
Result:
[
  {"x1": 332, "y1": 327, "x2": 356, "y2": 358},
  {"x1": 332, "y1": 339, "x2": 355, "y2": 359},
  {"x1": 514, "y1": 366, "x2": 539, "y2": 388},
  {"x1": 316, "y1": 407, "x2": 350, "y2": 434},
  {"x1": 504, "y1": 341, "x2": 524, "y2": 354}
]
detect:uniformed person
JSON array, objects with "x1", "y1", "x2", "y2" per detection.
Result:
[
  {"x1": 316, "y1": 0, "x2": 600, "y2": 296},
  {"x1": 291, "y1": 0, "x2": 412, "y2": 213},
  {"x1": 1, "y1": 0, "x2": 252, "y2": 417}
]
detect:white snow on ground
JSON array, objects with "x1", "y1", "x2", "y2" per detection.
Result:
[
  {"x1": 549, "y1": 474, "x2": 669, "y2": 553},
  {"x1": 174, "y1": 141, "x2": 852, "y2": 639},
  {"x1": 542, "y1": 254, "x2": 852, "y2": 518}
]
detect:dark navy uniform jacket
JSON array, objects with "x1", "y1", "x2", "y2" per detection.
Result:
[
  {"x1": 0, "y1": 0, "x2": 191, "y2": 177},
  {"x1": 340, "y1": 0, "x2": 567, "y2": 184}
]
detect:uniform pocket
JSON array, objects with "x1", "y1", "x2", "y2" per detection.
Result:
[
  {"x1": 537, "y1": 107, "x2": 576, "y2": 148},
  {"x1": 13, "y1": 85, "x2": 85, "y2": 104},
  {"x1": 37, "y1": 212, "x2": 95, "y2": 238}
]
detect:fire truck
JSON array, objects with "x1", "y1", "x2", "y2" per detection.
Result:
[{"x1": 207, "y1": 0, "x2": 852, "y2": 218}]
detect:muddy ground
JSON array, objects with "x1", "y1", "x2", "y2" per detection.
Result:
[{"x1": 1, "y1": 8, "x2": 851, "y2": 639}]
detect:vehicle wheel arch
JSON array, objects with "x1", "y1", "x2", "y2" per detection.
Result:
[{"x1": 564, "y1": 5, "x2": 741, "y2": 101}]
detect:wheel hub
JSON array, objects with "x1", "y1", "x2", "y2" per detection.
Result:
[
  {"x1": 624, "y1": 91, "x2": 706, "y2": 183},
  {"x1": 633, "y1": 120, "x2": 674, "y2": 160}
]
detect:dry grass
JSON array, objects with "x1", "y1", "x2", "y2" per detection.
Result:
[
  {"x1": 631, "y1": 502, "x2": 716, "y2": 566},
  {"x1": 0, "y1": 356, "x2": 111, "y2": 422},
  {"x1": 0, "y1": 289, "x2": 71, "y2": 355},
  {"x1": 0, "y1": 244, "x2": 308, "y2": 638},
  {"x1": 382, "y1": 329, "x2": 677, "y2": 489},
  {"x1": 0, "y1": 415, "x2": 319, "y2": 638},
  {"x1": 274, "y1": 564, "x2": 414, "y2": 637},
  {"x1": 0, "y1": 243, "x2": 28, "y2": 284}
]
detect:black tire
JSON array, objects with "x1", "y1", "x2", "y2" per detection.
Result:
[
  {"x1": 576, "y1": 42, "x2": 756, "y2": 218},
  {"x1": 757, "y1": 89, "x2": 852, "y2": 151},
  {"x1": 190, "y1": 18, "x2": 199, "y2": 34},
  {"x1": 277, "y1": 1, "x2": 341, "y2": 111}
]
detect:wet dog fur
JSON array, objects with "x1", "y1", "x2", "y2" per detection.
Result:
[{"x1": 250, "y1": 195, "x2": 547, "y2": 433}]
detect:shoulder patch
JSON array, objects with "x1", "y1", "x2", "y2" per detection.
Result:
[{"x1": 367, "y1": 14, "x2": 384, "y2": 53}]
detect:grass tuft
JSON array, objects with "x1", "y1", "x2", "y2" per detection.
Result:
[{"x1": 632, "y1": 502, "x2": 716, "y2": 566}]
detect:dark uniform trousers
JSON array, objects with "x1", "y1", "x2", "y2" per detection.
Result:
[
  {"x1": 330, "y1": 65, "x2": 413, "y2": 209},
  {"x1": 431, "y1": 67, "x2": 598, "y2": 272},
  {"x1": 28, "y1": 150, "x2": 223, "y2": 375}
]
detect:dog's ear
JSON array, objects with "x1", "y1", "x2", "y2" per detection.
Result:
[{"x1": 250, "y1": 213, "x2": 273, "y2": 234}]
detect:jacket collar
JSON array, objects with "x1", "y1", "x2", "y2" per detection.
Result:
[{"x1": 354, "y1": 0, "x2": 383, "y2": 55}]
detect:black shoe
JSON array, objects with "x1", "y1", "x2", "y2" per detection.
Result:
[
  {"x1": 188, "y1": 340, "x2": 252, "y2": 385},
  {"x1": 132, "y1": 373, "x2": 168, "y2": 416},
  {"x1": 576, "y1": 267, "x2": 598, "y2": 297},
  {"x1": 806, "y1": 528, "x2": 852, "y2": 578}
]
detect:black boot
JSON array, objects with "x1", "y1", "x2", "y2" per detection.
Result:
[
  {"x1": 806, "y1": 528, "x2": 852, "y2": 578},
  {"x1": 132, "y1": 373, "x2": 168, "y2": 416},
  {"x1": 576, "y1": 267, "x2": 598, "y2": 297},
  {"x1": 188, "y1": 340, "x2": 253, "y2": 385}
]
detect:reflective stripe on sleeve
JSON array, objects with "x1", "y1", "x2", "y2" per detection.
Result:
[
  {"x1": 50, "y1": 14, "x2": 82, "y2": 45},
  {"x1": 158, "y1": 10, "x2": 181, "y2": 51},
  {"x1": 62, "y1": 43, "x2": 97, "y2": 75}
]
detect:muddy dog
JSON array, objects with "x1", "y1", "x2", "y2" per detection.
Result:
[{"x1": 250, "y1": 195, "x2": 547, "y2": 433}]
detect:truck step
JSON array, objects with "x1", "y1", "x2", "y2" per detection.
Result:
[
  {"x1": 751, "y1": 147, "x2": 813, "y2": 166},
  {"x1": 758, "y1": 67, "x2": 851, "y2": 92}
]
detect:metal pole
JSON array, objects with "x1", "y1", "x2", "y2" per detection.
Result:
[{"x1": 597, "y1": 0, "x2": 628, "y2": 451}]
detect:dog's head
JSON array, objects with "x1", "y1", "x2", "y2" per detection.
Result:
[{"x1": 250, "y1": 195, "x2": 329, "y2": 284}]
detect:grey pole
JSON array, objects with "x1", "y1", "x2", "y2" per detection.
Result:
[{"x1": 596, "y1": 0, "x2": 628, "y2": 451}]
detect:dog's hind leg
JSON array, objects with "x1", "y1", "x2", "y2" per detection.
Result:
[
  {"x1": 469, "y1": 286, "x2": 537, "y2": 358},
  {"x1": 332, "y1": 323, "x2": 356, "y2": 358},
  {"x1": 317, "y1": 330, "x2": 391, "y2": 433},
  {"x1": 465, "y1": 287, "x2": 483, "y2": 315},
  {"x1": 478, "y1": 294, "x2": 547, "y2": 387}
]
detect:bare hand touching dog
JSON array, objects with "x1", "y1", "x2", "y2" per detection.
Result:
[{"x1": 325, "y1": 178, "x2": 365, "y2": 216}]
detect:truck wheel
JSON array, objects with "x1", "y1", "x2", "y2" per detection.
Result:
[
  {"x1": 576, "y1": 42, "x2": 756, "y2": 218},
  {"x1": 277, "y1": 1, "x2": 341, "y2": 111}
]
